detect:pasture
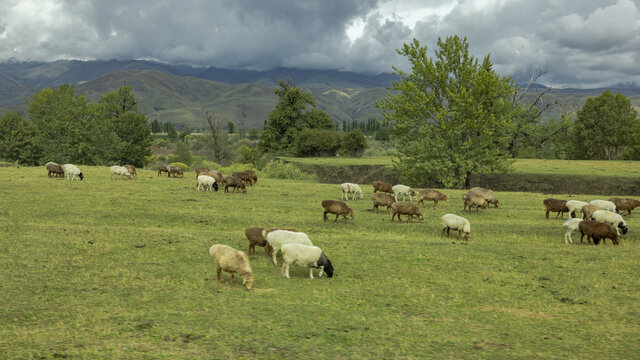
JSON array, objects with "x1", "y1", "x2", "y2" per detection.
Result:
[{"x1": 1, "y1": 165, "x2": 640, "y2": 359}]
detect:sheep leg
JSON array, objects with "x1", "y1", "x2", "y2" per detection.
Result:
[
  {"x1": 373, "y1": 204, "x2": 378, "y2": 214},
  {"x1": 309, "y1": 268, "x2": 314, "y2": 279},
  {"x1": 334, "y1": 214, "x2": 339, "y2": 224},
  {"x1": 323, "y1": 211, "x2": 329, "y2": 222},
  {"x1": 272, "y1": 250, "x2": 278, "y2": 266},
  {"x1": 406, "y1": 215, "x2": 411, "y2": 224},
  {"x1": 217, "y1": 266, "x2": 224, "y2": 282},
  {"x1": 318, "y1": 266, "x2": 324, "y2": 277},
  {"x1": 281, "y1": 263, "x2": 290, "y2": 278},
  {"x1": 433, "y1": 201, "x2": 438, "y2": 209},
  {"x1": 391, "y1": 213, "x2": 396, "y2": 223}
]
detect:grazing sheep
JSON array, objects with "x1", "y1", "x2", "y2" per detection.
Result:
[
  {"x1": 281, "y1": 243, "x2": 334, "y2": 279},
  {"x1": 110, "y1": 165, "x2": 131, "y2": 180},
  {"x1": 391, "y1": 202, "x2": 424, "y2": 223},
  {"x1": 245, "y1": 170, "x2": 258, "y2": 184},
  {"x1": 566, "y1": 200, "x2": 589, "y2": 218},
  {"x1": 609, "y1": 197, "x2": 640, "y2": 217},
  {"x1": 579, "y1": 220, "x2": 619, "y2": 245},
  {"x1": 590, "y1": 199, "x2": 619, "y2": 213},
  {"x1": 45, "y1": 162, "x2": 64, "y2": 177},
  {"x1": 63, "y1": 164, "x2": 84, "y2": 180},
  {"x1": 581, "y1": 204, "x2": 599, "y2": 220},
  {"x1": 392, "y1": 184, "x2": 415, "y2": 201},
  {"x1": 205, "y1": 170, "x2": 225, "y2": 188},
  {"x1": 123, "y1": 165, "x2": 137, "y2": 178},
  {"x1": 224, "y1": 176, "x2": 246, "y2": 193},
  {"x1": 209, "y1": 244, "x2": 254, "y2": 289},
  {"x1": 266, "y1": 230, "x2": 313, "y2": 265},
  {"x1": 464, "y1": 193, "x2": 488, "y2": 213},
  {"x1": 441, "y1": 214, "x2": 470, "y2": 240},
  {"x1": 372, "y1": 181, "x2": 393, "y2": 194},
  {"x1": 468, "y1": 187, "x2": 499, "y2": 208},
  {"x1": 591, "y1": 210, "x2": 628, "y2": 236},
  {"x1": 418, "y1": 189, "x2": 448, "y2": 208},
  {"x1": 543, "y1": 198, "x2": 569, "y2": 219},
  {"x1": 168, "y1": 165, "x2": 184, "y2": 178},
  {"x1": 233, "y1": 171, "x2": 255, "y2": 185},
  {"x1": 341, "y1": 182, "x2": 363, "y2": 200},
  {"x1": 321, "y1": 200, "x2": 355, "y2": 223},
  {"x1": 197, "y1": 175, "x2": 216, "y2": 191},
  {"x1": 245, "y1": 227, "x2": 297, "y2": 257},
  {"x1": 157, "y1": 165, "x2": 169, "y2": 176},
  {"x1": 563, "y1": 218, "x2": 582, "y2": 244},
  {"x1": 370, "y1": 193, "x2": 396, "y2": 214}
]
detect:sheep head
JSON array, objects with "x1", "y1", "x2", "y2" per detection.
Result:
[
  {"x1": 78, "y1": 172, "x2": 84, "y2": 180},
  {"x1": 242, "y1": 273, "x2": 254, "y2": 290}
]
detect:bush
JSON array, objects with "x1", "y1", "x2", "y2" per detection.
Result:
[
  {"x1": 341, "y1": 130, "x2": 368, "y2": 157},
  {"x1": 218, "y1": 163, "x2": 256, "y2": 175},
  {"x1": 261, "y1": 160, "x2": 314, "y2": 180},
  {"x1": 294, "y1": 129, "x2": 343, "y2": 157}
]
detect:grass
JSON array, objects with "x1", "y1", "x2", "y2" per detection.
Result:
[{"x1": 2, "y1": 166, "x2": 640, "y2": 358}]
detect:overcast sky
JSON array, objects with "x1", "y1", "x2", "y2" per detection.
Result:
[{"x1": 1, "y1": 0, "x2": 638, "y2": 88}]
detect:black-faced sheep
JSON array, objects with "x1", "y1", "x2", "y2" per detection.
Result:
[
  {"x1": 45, "y1": 162, "x2": 64, "y2": 177},
  {"x1": 158, "y1": 165, "x2": 169, "y2": 176},
  {"x1": 209, "y1": 244, "x2": 254, "y2": 289},
  {"x1": 168, "y1": 165, "x2": 184, "y2": 178},
  {"x1": 197, "y1": 175, "x2": 216, "y2": 191},
  {"x1": 281, "y1": 243, "x2": 334, "y2": 279},
  {"x1": 609, "y1": 197, "x2": 640, "y2": 217},
  {"x1": 468, "y1": 187, "x2": 498, "y2": 208},
  {"x1": 341, "y1": 182, "x2": 363, "y2": 200},
  {"x1": 370, "y1": 193, "x2": 396, "y2": 214},
  {"x1": 205, "y1": 170, "x2": 225, "y2": 188},
  {"x1": 63, "y1": 164, "x2": 84, "y2": 180},
  {"x1": 579, "y1": 220, "x2": 619, "y2": 245},
  {"x1": 224, "y1": 176, "x2": 246, "y2": 193},
  {"x1": 543, "y1": 198, "x2": 569, "y2": 219},
  {"x1": 321, "y1": 200, "x2": 355, "y2": 223},
  {"x1": 441, "y1": 214, "x2": 470, "y2": 240},
  {"x1": 591, "y1": 210, "x2": 628, "y2": 236},
  {"x1": 418, "y1": 189, "x2": 448, "y2": 208},
  {"x1": 372, "y1": 181, "x2": 393, "y2": 194},
  {"x1": 391, "y1": 202, "x2": 424, "y2": 223}
]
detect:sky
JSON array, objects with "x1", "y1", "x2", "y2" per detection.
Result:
[{"x1": 1, "y1": 0, "x2": 639, "y2": 88}]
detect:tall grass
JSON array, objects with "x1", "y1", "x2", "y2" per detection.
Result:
[{"x1": 1, "y1": 166, "x2": 639, "y2": 358}]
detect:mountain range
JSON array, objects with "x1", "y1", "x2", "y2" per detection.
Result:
[{"x1": 1, "y1": 59, "x2": 640, "y2": 130}]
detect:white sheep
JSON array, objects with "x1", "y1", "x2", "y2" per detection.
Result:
[
  {"x1": 110, "y1": 165, "x2": 131, "y2": 180},
  {"x1": 264, "y1": 230, "x2": 313, "y2": 265},
  {"x1": 591, "y1": 210, "x2": 628, "y2": 236},
  {"x1": 441, "y1": 214, "x2": 471, "y2": 240},
  {"x1": 565, "y1": 200, "x2": 588, "y2": 218},
  {"x1": 197, "y1": 175, "x2": 216, "y2": 191},
  {"x1": 209, "y1": 244, "x2": 254, "y2": 289},
  {"x1": 562, "y1": 218, "x2": 583, "y2": 244},
  {"x1": 340, "y1": 182, "x2": 363, "y2": 200},
  {"x1": 392, "y1": 184, "x2": 415, "y2": 201},
  {"x1": 280, "y1": 243, "x2": 334, "y2": 279},
  {"x1": 590, "y1": 200, "x2": 618, "y2": 213},
  {"x1": 63, "y1": 164, "x2": 84, "y2": 180}
]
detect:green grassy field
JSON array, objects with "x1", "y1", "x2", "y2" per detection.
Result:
[{"x1": 2, "y1": 166, "x2": 640, "y2": 358}]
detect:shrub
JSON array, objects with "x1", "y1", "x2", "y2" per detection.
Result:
[
  {"x1": 341, "y1": 130, "x2": 368, "y2": 157},
  {"x1": 261, "y1": 160, "x2": 314, "y2": 180},
  {"x1": 294, "y1": 129, "x2": 343, "y2": 157},
  {"x1": 218, "y1": 163, "x2": 256, "y2": 175}
]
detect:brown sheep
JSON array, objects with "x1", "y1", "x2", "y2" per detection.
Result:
[
  {"x1": 245, "y1": 227, "x2": 298, "y2": 257},
  {"x1": 209, "y1": 244, "x2": 254, "y2": 289},
  {"x1": 45, "y1": 162, "x2": 65, "y2": 177},
  {"x1": 579, "y1": 220, "x2": 619, "y2": 245},
  {"x1": 158, "y1": 165, "x2": 169, "y2": 176},
  {"x1": 245, "y1": 170, "x2": 258, "y2": 184},
  {"x1": 206, "y1": 170, "x2": 226, "y2": 187},
  {"x1": 464, "y1": 193, "x2": 488, "y2": 213},
  {"x1": 418, "y1": 189, "x2": 448, "y2": 208},
  {"x1": 469, "y1": 187, "x2": 499, "y2": 208},
  {"x1": 233, "y1": 171, "x2": 254, "y2": 185},
  {"x1": 543, "y1": 198, "x2": 569, "y2": 219},
  {"x1": 371, "y1": 193, "x2": 396, "y2": 214},
  {"x1": 168, "y1": 165, "x2": 184, "y2": 178},
  {"x1": 391, "y1": 202, "x2": 424, "y2": 223},
  {"x1": 224, "y1": 176, "x2": 247, "y2": 193},
  {"x1": 123, "y1": 164, "x2": 137, "y2": 178},
  {"x1": 372, "y1": 181, "x2": 393, "y2": 194},
  {"x1": 581, "y1": 204, "x2": 599, "y2": 221},
  {"x1": 609, "y1": 197, "x2": 640, "y2": 217},
  {"x1": 322, "y1": 200, "x2": 355, "y2": 223}
]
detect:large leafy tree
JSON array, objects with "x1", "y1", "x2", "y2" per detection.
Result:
[
  {"x1": 259, "y1": 79, "x2": 333, "y2": 153},
  {"x1": 376, "y1": 36, "x2": 517, "y2": 188},
  {"x1": 568, "y1": 90, "x2": 640, "y2": 160},
  {"x1": 0, "y1": 112, "x2": 41, "y2": 165}
]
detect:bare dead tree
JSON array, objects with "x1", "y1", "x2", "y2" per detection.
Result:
[{"x1": 204, "y1": 111, "x2": 226, "y2": 161}]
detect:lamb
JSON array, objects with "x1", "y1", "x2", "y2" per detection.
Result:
[
  {"x1": 197, "y1": 175, "x2": 216, "y2": 191},
  {"x1": 224, "y1": 176, "x2": 246, "y2": 193},
  {"x1": 591, "y1": 210, "x2": 628, "y2": 236},
  {"x1": 245, "y1": 227, "x2": 297, "y2": 257},
  {"x1": 209, "y1": 244, "x2": 254, "y2": 289},
  {"x1": 372, "y1": 181, "x2": 393, "y2": 194},
  {"x1": 562, "y1": 218, "x2": 582, "y2": 244},
  {"x1": 418, "y1": 189, "x2": 448, "y2": 208},
  {"x1": 463, "y1": 193, "x2": 488, "y2": 213},
  {"x1": 341, "y1": 182, "x2": 363, "y2": 200},
  {"x1": 110, "y1": 165, "x2": 131, "y2": 180},
  {"x1": 391, "y1": 201, "x2": 424, "y2": 223},
  {"x1": 543, "y1": 198, "x2": 569, "y2": 219},
  {"x1": 609, "y1": 197, "x2": 640, "y2": 217},
  {"x1": 321, "y1": 200, "x2": 355, "y2": 223},
  {"x1": 157, "y1": 165, "x2": 169, "y2": 176},
  {"x1": 168, "y1": 165, "x2": 184, "y2": 178},
  {"x1": 590, "y1": 199, "x2": 619, "y2": 213},
  {"x1": 565, "y1": 200, "x2": 589, "y2": 218},
  {"x1": 579, "y1": 220, "x2": 619, "y2": 245},
  {"x1": 281, "y1": 243, "x2": 334, "y2": 279},
  {"x1": 45, "y1": 162, "x2": 64, "y2": 177},
  {"x1": 370, "y1": 193, "x2": 396, "y2": 214},
  {"x1": 63, "y1": 164, "x2": 84, "y2": 180},
  {"x1": 392, "y1": 184, "x2": 415, "y2": 201},
  {"x1": 441, "y1": 214, "x2": 470, "y2": 240},
  {"x1": 123, "y1": 165, "x2": 137, "y2": 178},
  {"x1": 581, "y1": 204, "x2": 599, "y2": 221},
  {"x1": 468, "y1": 187, "x2": 499, "y2": 208},
  {"x1": 265, "y1": 230, "x2": 313, "y2": 265}
]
